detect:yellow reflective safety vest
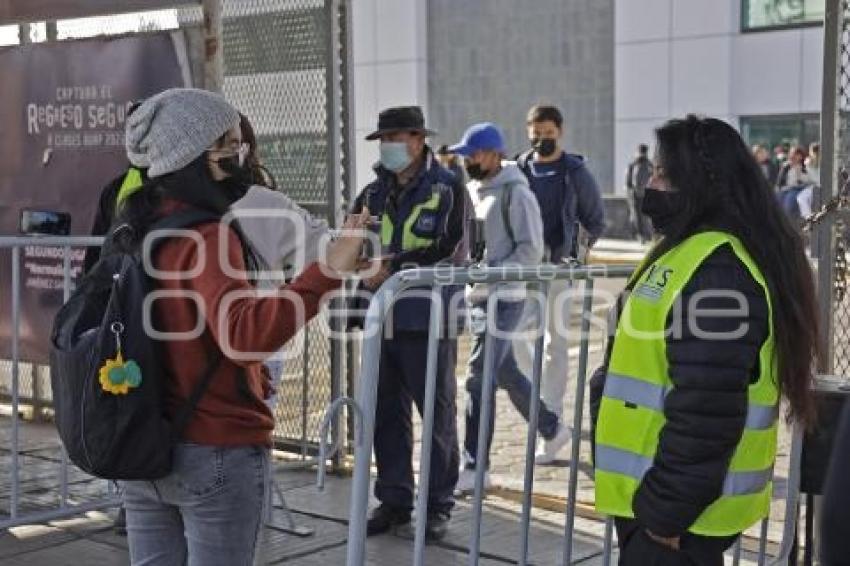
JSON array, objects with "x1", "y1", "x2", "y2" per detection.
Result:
[
  {"x1": 115, "y1": 167, "x2": 144, "y2": 212},
  {"x1": 380, "y1": 189, "x2": 443, "y2": 251},
  {"x1": 594, "y1": 231, "x2": 778, "y2": 536}
]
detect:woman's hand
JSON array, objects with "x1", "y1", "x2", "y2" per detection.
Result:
[{"x1": 325, "y1": 208, "x2": 370, "y2": 276}]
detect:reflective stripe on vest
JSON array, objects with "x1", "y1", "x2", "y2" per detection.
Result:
[
  {"x1": 594, "y1": 231, "x2": 779, "y2": 537},
  {"x1": 603, "y1": 372, "x2": 778, "y2": 430},
  {"x1": 381, "y1": 190, "x2": 442, "y2": 252},
  {"x1": 595, "y1": 446, "x2": 773, "y2": 497}
]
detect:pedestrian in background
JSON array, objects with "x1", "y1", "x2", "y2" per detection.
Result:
[
  {"x1": 752, "y1": 144, "x2": 779, "y2": 187},
  {"x1": 450, "y1": 122, "x2": 572, "y2": 494},
  {"x1": 776, "y1": 146, "x2": 815, "y2": 224},
  {"x1": 592, "y1": 115, "x2": 818, "y2": 566},
  {"x1": 513, "y1": 103, "x2": 606, "y2": 464},
  {"x1": 806, "y1": 142, "x2": 821, "y2": 186},
  {"x1": 625, "y1": 143, "x2": 654, "y2": 243},
  {"x1": 776, "y1": 145, "x2": 813, "y2": 192}
]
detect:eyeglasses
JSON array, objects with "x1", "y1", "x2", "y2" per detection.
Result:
[{"x1": 209, "y1": 142, "x2": 250, "y2": 157}]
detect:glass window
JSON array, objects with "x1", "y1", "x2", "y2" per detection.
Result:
[
  {"x1": 742, "y1": 0, "x2": 824, "y2": 31},
  {"x1": 740, "y1": 114, "x2": 820, "y2": 152}
]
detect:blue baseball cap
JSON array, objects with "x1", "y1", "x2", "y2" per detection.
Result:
[{"x1": 448, "y1": 122, "x2": 506, "y2": 157}]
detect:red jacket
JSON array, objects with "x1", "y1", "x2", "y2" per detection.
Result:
[{"x1": 153, "y1": 209, "x2": 340, "y2": 446}]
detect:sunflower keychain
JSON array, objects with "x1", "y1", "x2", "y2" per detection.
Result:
[{"x1": 98, "y1": 322, "x2": 143, "y2": 395}]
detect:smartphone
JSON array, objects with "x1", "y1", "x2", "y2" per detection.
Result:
[
  {"x1": 19, "y1": 209, "x2": 72, "y2": 236},
  {"x1": 361, "y1": 215, "x2": 383, "y2": 259}
]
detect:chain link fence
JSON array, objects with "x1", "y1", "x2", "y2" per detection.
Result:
[
  {"x1": 824, "y1": 0, "x2": 850, "y2": 375},
  {"x1": 0, "y1": 0, "x2": 351, "y2": 455},
  {"x1": 217, "y1": 0, "x2": 348, "y2": 451}
]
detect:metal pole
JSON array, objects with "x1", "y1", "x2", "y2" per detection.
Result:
[
  {"x1": 201, "y1": 0, "x2": 223, "y2": 92},
  {"x1": 59, "y1": 245, "x2": 73, "y2": 506},
  {"x1": 817, "y1": 0, "x2": 843, "y2": 374},
  {"x1": 346, "y1": 285, "x2": 396, "y2": 566},
  {"x1": 731, "y1": 537, "x2": 742, "y2": 566},
  {"x1": 412, "y1": 290, "x2": 444, "y2": 566},
  {"x1": 562, "y1": 277, "x2": 595, "y2": 565},
  {"x1": 758, "y1": 518, "x2": 769, "y2": 566},
  {"x1": 519, "y1": 282, "x2": 550, "y2": 566},
  {"x1": 10, "y1": 246, "x2": 21, "y2": 518},
  {"x1": 341, "y1": 0, "x2": 357, "y2": 211},
  {"x1": 468, "y1": 292, "x2": 499, "y2": 566},
  {"x1": 326, "y1": 0, "x2": 345, "y2": 472},
  {"x1": 768, "y1": 423, "x2": 805, "y2": 566},
  {"x1": 341, "y1": 0, "x2": 359, "y2": 463},
  {"x1": 302, "y1": 325, "x2": 310, "y2": 461},
  {"x1": 602, "y1": 517, "x2": 614, "y2": 566}
]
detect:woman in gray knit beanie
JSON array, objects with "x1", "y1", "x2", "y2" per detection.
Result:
[{"x1": 116, "y1": 88, "x2": 369, "y2": 566}]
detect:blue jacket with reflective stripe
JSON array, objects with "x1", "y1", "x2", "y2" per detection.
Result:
[{"x1": 351, "y1": 150, "x2": 467, "y2": 333}]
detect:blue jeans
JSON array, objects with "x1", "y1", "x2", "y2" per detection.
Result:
[
  {"x1": 121, "y1": 443, "x2": 269, "y2": 566},
  {"x1": 464, "y1": 300, "x2": 559, "y2": 469}
]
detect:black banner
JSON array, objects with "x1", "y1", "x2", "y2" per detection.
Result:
[{"x1": 0, "y1": 32, "x2": 188, "y2": 364}]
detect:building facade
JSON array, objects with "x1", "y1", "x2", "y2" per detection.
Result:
[
  {"x1": 350, "y1": 0, "x2": 616, "y2": 194},
  {"x1": 615, "y1": 0, "x2": 824, "y2": 192}
]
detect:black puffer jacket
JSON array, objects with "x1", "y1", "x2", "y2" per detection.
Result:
[{"x1": 590, "y1": 243, "x2": 769, "y2": 537}]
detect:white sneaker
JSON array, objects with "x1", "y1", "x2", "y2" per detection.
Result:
[
  {"x1": 454, "y1": 467, "x2": 492, "y2": 496},
  {"x1": 535, "y1": 424, "x2": 573, "y2": 465}
]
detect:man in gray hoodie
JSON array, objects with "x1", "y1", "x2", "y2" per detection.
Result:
[{"x1": 448, "y1": 123, "x2": 572, "y2": 493}]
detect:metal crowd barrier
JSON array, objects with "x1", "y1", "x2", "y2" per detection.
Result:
[
  {"x1": 320, "y1": 263, "x2": 811, "y2": 566},
  {"x1": 0, "y1": 234, "x2": 321, "y2": 538},
  {"x1": 0, "y1": 235, "x2": 120, "y2": 529}
]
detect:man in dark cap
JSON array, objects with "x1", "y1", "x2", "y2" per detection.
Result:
[{"x1": 350, "y1": 106, "x2": 466, "y2": 541}]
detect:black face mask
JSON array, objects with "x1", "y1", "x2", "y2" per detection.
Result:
[
  {"x1": 215, "y1": 155, "x2": 253, "y2": 186},
  {"x1": 532, "y1": 138, "x2": 558, "y2": 158},
  {"x1": 641, "y1": 188, "x2": 683, "y2": 234},
  {"x1": 466, "y1": 162, "x2": 488, "y2": 181}
]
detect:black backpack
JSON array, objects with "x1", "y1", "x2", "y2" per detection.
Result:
[{"x1": 50, "y1": 209, "x2": 222, "y2": 480}]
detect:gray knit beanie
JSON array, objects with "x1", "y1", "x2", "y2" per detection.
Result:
[{"x1": 125, "y1": 88, "x2": 240, "y2": 178}]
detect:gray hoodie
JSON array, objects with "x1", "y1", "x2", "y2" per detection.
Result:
[
  {"x1": 468, "y1": 161, "x2": 544, "y2": 301},
  {"x1": 231, "y1": 185, "x2": 329, "y2": 286}
]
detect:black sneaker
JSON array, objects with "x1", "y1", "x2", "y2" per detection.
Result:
[
  {"x1": 396, "y1": 510, "x2": 451, "y2": 542},
  {"x1": 366, "y1": 504, "x2": 411, "y2": 536},
  {"x1": 425, "y1": 511, "x2": 450, "y2": 542}
]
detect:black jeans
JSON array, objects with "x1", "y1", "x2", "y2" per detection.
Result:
[
  {"x1": 373, "y1": 334, "x2": 459, "y2": 514},
  {"x1": 615, "y1": 518, "x2": 738, "y2": 566}
]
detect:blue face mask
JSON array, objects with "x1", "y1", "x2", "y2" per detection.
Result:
[{"x1": 379, "y1": 142, "x2": 413, "y2": 172}]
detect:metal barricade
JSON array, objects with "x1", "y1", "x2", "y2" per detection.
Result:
[
  {"x1": 0, "y1": 235, "x2": 120, "y2": 529},
  {"x1": 326, "y1": 263, "x2": 810, "y2": 566}
]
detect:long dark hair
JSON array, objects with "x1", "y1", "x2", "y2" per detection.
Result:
[
  {"x1": 115, "y1": 152, "x2": 261, "y2": 275},
  {"x1": 641, "y1": 115, "x2": 819, "y2": 425},
  {"x1": 239, "y1": 113, "x2": 278, "y2": 190}
]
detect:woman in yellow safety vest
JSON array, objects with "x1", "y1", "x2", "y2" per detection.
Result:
[{"x1": 591, "y1": 115, "x2": 818, "y2": 566}]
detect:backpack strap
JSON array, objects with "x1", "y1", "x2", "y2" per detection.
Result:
[
  {"x1": 516, "y1": 150, "x2": 533, "y2": 176},
  {"x1": 145, "y1": 209, "x2": 224, "y2": 440},
  {"x1": 170, "y1": 346, "x2": 224, "y2": 440}
]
